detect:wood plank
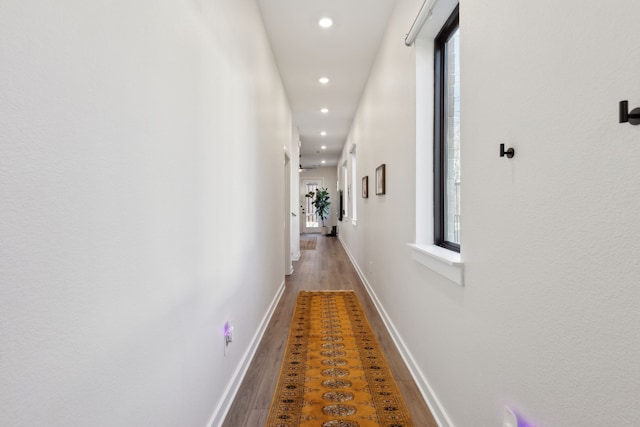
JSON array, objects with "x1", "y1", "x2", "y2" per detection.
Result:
[{"x1": 222, "y1": 234, "x2": 438, "y2": 427}]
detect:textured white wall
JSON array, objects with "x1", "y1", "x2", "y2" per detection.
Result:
[
  {"x1": 339, "y1": 0, "x2": 640, "y2": 426},
  {"x1": 0, "y1": 1, "x2": 291, "y2": 426}
]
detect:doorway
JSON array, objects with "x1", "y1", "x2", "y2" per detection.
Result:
[
  {"x1": 301, "y1": 178, "x2": 323, "y2": 234},
  {"x1": 284, "y1": 153, "x2": 292, "y2": 275}
]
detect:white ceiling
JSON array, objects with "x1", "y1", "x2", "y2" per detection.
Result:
[{"x1": 256, "y1": 0, "x2": 398, "y2": 169}]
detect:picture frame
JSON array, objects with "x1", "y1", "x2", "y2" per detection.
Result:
[
  {"x1": 375, "y1": 164, "x2": 386, "y2": 195},
  {"x1": 362, "y1": 176, "x2": 369, "y2": 198}
]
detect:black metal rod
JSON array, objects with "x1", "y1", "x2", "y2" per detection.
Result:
[{"x1": 620, "y1": 100, "x2": 629, "y2": 123}]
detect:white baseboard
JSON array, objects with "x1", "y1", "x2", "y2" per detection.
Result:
[
  {"x1": 292, "y1": 251, "x2": 301, "y2": 261},
  {"x1": 207, "y1": 280, "x2": 285, "y2": 427},
  {"x1": 338, "y1": 237, "x2": 455, "y2": 427}
]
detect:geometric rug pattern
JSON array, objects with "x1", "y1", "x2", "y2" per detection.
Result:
[{"x1": 265, "y1": 291, "x2": 414, "y2": 427}]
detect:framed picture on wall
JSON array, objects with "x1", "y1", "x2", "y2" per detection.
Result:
[
  {"x1": 375, "y1": 164, "x2": 386, "y2": 195},
  {"x1": 362, "y1": 176, "x2": 369, "y2": 198}
]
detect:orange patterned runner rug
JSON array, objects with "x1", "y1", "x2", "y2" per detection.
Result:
[{"x1": 265, "y1": 290, "x2": 414, "y2": 427}]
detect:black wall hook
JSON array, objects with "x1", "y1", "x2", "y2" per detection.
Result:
[
  {"x1": 619, "y1": 100, "x2": 640, "y2": 125},
  {"x1": 500, "y1": 143, "x2": 515, "y2": 158}
]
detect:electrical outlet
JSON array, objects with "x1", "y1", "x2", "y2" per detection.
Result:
[
  {"x1": 223, "y1": 321, "x2": 233, "y2": 357},
  {"x1": 224, "y1": 321, "x2": 233, "y2": 345}
]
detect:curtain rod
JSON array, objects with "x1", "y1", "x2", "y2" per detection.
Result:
[{"x1": 404, "y1": 0, "x2": 438, "y2": 46}]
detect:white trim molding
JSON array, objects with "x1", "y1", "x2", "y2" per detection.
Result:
[
  {"x1": 339, "y1": 237, "x2": 455, "y2": 427},
  {"x1": 207, "y1": 281, "x2": 286, "y2": 427}
]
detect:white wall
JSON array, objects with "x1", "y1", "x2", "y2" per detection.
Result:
[
  {"x1": 338, "y1": 0, "x2": 640, "y2": 426},
  {"x1": 299, "y1": 167, "x2": 339, "y2": 230},
  {"x1": 0, "y1": 1, "x2": 291, "y2": 426}
]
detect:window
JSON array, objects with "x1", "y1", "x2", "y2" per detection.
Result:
[
  {"x1": 342, "y1": 161, "x2": 349, "y2": 218},
  {"x1": 408, "y1": 1, "x2": 462, "y2": 285},
  {"x1": 350, "y1": 145, "x2": 357, "y2": 221},
  {"x1": 434, "y1": 6, "x2": 460, "y2": 252}
]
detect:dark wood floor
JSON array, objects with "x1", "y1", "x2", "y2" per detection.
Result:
[{"x1": 221, "y1": 234, "x2": 438, "y2": 426}]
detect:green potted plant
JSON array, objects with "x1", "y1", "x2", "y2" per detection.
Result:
[{"x1": 305, "y1": 187, "x2": 331, "y2": 235}]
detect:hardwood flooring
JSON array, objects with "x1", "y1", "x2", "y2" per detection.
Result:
[{"x1": 221, "y1": 234, "x2": 438, "y2": 427}]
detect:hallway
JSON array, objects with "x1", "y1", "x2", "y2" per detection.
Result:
[
  {"x1": 4, "y1": 1, "x2": 640, "y2": 425},
  {"x1": 222, "y1": 234, "x2": 437, "y2": 426}
]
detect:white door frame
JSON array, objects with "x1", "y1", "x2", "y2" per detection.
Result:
[
  {"x1": 300, "y1": 178, "x2": 323, "y2": 234},
  {"x1": 284, "y1": 153, "x2": 292, "y2": 275}
]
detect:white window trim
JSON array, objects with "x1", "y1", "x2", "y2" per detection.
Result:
[
  {"x1": 349, "y1": 144, "x2": 357, "y2": 222},
  {"x1": 342, "y1": 160, "x2": 349, "y2": 219},
  {"x1": 408, "y1": 243, "x2": 463, "y2": 286},
  {"x1": 409, "y1": 0, "x2": 463, "y2": 287}
]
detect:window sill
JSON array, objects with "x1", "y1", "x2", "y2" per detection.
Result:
[{"x1": 407, "y1": 243, "x2": 464, "y2": 286}]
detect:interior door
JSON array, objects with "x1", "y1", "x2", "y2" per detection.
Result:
[
  {"x1": 284, "y1": 152, "x2": 292, "y2": 275},
  {"x1": 301, "y1": 178, "x2": 322, "y2": 233}
]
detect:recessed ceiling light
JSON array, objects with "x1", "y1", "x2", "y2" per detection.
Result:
[
  {"x1": 320, "y1": 131, "x2": 327, "y2": 136},
  {"x1": 321, "y1": 108, "x2": 329, "y2": 114},
  {"x1": 321, "y1": 160, "x2": 326, "y2": 164},
  {"x1": 321, "y1": 145, "x2": 327, "y2": 149},
  {"x1": 318, "y1": 17, "x2": 333, "y2": 28},
  {"x1": 319, "y1": 77, "x2": 330, "y2": 84}
]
